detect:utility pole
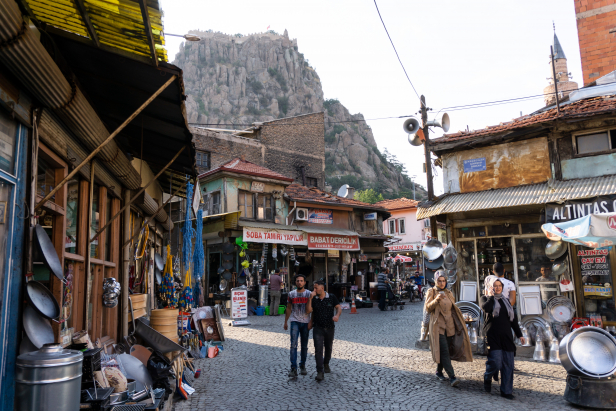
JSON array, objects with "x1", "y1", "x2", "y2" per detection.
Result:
[
  {"x1": 420, "y1": 95, "x2": 438, "y2": 240},
  {"x1": 550, "y1": 45, "x2": 561, "y2": 114},
  {"x1": 412, "y1": 175, "x2": 416, "y2": 201}
]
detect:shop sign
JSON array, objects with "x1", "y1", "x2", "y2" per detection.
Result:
[
  {"x1": 308, "y1": 209, "x2": 333, "y2": 224},
  {"x1": 358, "y1": 254, "x2": 368, "y2": 262},
  {"x1": 388, "y1": 242, "x2": 423, "y2": 251},
  {"x1": 578, "y1": 248, "x2": 611, "y2": 276},
  {"x1": 307, "y1": 234, "x2": 360, "y2": 250},
  {"x1": 251, "y1": 181, "x2": 265, "y2": 192},
  {"x1": 364, "y1": 212, "x2": 377, "y2": 221},
  {"x1": 546, "y1": 195, "x2": 616, "y2": 223},
  {"x1": 463, "y1": 157, "x2": 486, "y2": 173},
  {"x1": 243, "y1": 227, "x2": 307, "y2": 245},
  {"x1": 583, "y1": 285, "x2": 613, "y2": 298},
  {"x1": 231, "y1": 288, "x2": 248, "y2": 319},
  {"x1": 328, "y1": 249, "x2": 339, "y2": 258}
]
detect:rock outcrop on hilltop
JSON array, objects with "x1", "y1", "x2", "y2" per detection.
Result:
[{"x1": 175, "y1": 29, "x2": 424, "y2": 199}]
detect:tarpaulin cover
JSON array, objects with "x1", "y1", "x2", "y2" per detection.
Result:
[{"x1": 541, "y1": 212, "x2": 616, "y2": 249}]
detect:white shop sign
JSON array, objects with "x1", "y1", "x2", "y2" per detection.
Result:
[
  {"x1": 231, "y1": 288, "x2": 248, "y2": 319},
  {"x1": 243, "y1": 226, "x2": 307, "y2": 245}
]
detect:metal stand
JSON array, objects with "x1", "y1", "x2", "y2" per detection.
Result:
[{"x1": 216, "y1": 303, "x2": 229, "y2": 318}]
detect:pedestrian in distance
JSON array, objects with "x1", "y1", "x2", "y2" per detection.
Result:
[
  {"x1": 269, "y1": 268, "x2": 283, "y2": 316},
  {"x1": 306, "y1": 280, "x2": 341, "y2": 382},
  {"x1": 377, "y1": 268, "x2": 391, "y2": 311},
  {"x1": 284, "y1": 274, "x2": 311, "y2": 377},
  {"x1": 424, "y1": 270, "x2": 473, "y2": 387},
  {"x1": 480, "y1": 278, "x2": 525, "y2": 399}
]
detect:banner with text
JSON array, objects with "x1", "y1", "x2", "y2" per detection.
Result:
[
  {"x1": 387, "y1": 242, "x2": 425, "y2": 252},
  {"x1": 546, "y1": 195, "x2": 616, "y2": 223},
  {"x1": 307, "y1": 233, "x2": 360, "y2": 250},
  {"x1": 243, "y1": 227, "x2": 307, "y2": 245}
]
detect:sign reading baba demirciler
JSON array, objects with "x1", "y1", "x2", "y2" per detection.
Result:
[{"x1": 307, "y1": 233, "x2": 360, "y2": 250}]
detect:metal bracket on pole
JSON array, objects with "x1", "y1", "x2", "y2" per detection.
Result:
[
  {"x1": 89, "y1": 145, "x2": 186, "y2": 243},
  {"x1": 35, "y1": 75, "x2": 177, "y2": 210}
]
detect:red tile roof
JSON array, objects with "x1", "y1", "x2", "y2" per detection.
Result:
[
  {"x1": 198, "y1": 158, "x2": 294, "y2": 182},
  {"x1": 432, "y1": 94, "x2": 616, "y2": 147},
  {"x1": 374, "y1": 197, "x2": 419, "y2": 210},
  {"x1": 285, "y1": 184, "x2": 387, "y2": 210}
]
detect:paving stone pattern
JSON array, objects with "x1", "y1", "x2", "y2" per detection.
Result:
[{"x1": 173, "y1": 301, "x2": 585, "y2": 411}]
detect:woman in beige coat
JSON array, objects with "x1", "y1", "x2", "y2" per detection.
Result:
[{"x1": 424, "y1": 270, "x2": 473, "y2": 387}]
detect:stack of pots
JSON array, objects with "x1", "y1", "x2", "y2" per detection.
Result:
[{"x1": 150, "y1": 308, "x2": 179, "y2": 342}]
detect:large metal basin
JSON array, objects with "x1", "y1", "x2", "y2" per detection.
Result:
[{"x1": 559, "y1": 326, "x2": 616, "y2": 378}]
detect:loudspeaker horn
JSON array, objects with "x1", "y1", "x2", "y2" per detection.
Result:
[
  {"x1": 402, "y1": 117, "x2": 420, "y2": 135},
  {"x1": 426, "y1": 112, "x2": 450, "y2": 132},
  {"x1": 408, "y1": 134, "x2": 423, "y2": 146}
]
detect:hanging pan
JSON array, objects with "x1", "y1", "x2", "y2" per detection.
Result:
[
  {"x1": 23, "y1": 304, "x2": 54, "y2": 349},
  {"x1": 155, "y1": 267, "x2": 163, "y2": 285},
  {"x1": 217, "y1": 266, "x2": 225, "y2": 275},
  {"x1": 154, "y1": 253, "x2": 165, "y2": 271},
  {"x1": 545, "y1": 240, "x2": 567, "y2": 261},
  {"x1": 222, "y1": 243, "x2": 235, "y2": 253},
  {"x1": 237, "y1": 274, "x2": 246, "y2": 284},
  {"x1": 25, "y1": 277, "x2": 60, "y2": 320},
  {"x1": 222, "y1": 253, "x2": 234, "y2": 261},
  {"x1": 222, "y1": 270, "x2": 232, "y2": 281},
  {"x1": 34, "y1": 225, "x2": 63, "y2": 282},
  {"x1": 222, "y1": 261, "x2": 233, "y2": 270}
]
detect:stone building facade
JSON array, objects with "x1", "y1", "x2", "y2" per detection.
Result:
[{"x1": 191, "y1": 112, "x2": 325, "y2": 188}]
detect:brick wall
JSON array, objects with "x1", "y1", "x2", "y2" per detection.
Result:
[
  {"x1": 574, "y1": 0, "x2": 616, "y2": 85},
  {"x1": 191, "y1": 112, "x2": 325, "y2": 187}
]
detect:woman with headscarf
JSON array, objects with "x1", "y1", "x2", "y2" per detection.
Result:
[
  {"x1": 480, "y1": 278, "x2": 525, "y2": 399},
  {"x1": 424, "y1": 270, "x2": 473, "y2": 387}
]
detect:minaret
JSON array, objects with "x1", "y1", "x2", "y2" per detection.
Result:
[{"x1": 543, "y1": 26, "x2": 578, "y2": 106}]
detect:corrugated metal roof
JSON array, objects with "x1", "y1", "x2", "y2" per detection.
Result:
[
  {"x1": 26, "y1": 0, "x2": 167, "y2": 62},
  {"x1": 417, "y1": 174, "x2": 616, "y2": 219}
]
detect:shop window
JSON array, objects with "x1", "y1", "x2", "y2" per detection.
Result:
[
  {"x1": 196, "y1": 151, "x2": 210, "y2": 169},
  {"x1": 515, "y1": 237, "x2": 551, "y2": 282},
  {"x1": 0, "y1": 109, "x2": 18, "y2": 175},
  {"x1": 487, "y1": 223, "x2": 518, "y2": 236},
  {"x1": 238, "y1": 190, "x2": 253, "y2": 218},
  {"x1": 457, "y1": 240, "x2": 477, "y2": 282},
  {"x1": 521, "y1": 222, "x2": 543, "y2": 234},
  {"x1": 104, "y1": 194, "x2": 112, "y2": 261},
  {"x1": 37, "y1": 157, "x2": 56, "y2": 202},
  {"x1": 424, "y1": 219, "x2": 430, "y2": 228},
  {"x1": 256, "y1": 193, "x2": 273, "y2": 220},
  {"x1": 0, "y1": 182, "x2": 13, "y2": 307},
  {"x1": 398, "y1": 218, "x2": 406, "y2": 234},
  {"x1": 389, "y1": 220, "x2": 395, "y2": 234},
  {"x1": 306, "y1": 177, "x2": 318, "y2": 187},
  {"x1": 90, "y1": 184, "x2": 100, "y2": 258},
  {"x1": 575, "y1": 131, "x2": 610, "y2": 155},
  {"x1": 457, "y1": 226, "x2": 486, "y2": 238},
  {"x1": 65, "y1": 179, "x2": 80, "y2": 254}
]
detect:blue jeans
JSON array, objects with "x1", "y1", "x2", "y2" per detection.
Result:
[
  {"x1": 485, "y1": 349, "x2": 514, "y2": 395},
  {"x1": 290, "y1": 321, "x2": 309, "y2": 369}
]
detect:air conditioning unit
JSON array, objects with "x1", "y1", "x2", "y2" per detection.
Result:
[{"x1": 296, "y1": 208, "x2": 309, "y2": 221}]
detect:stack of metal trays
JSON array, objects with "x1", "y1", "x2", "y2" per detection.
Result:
[
  {"x1": 456, "y1": 301, "x2": 483, "y2": 331},
  {"x1": 547, "y1": 296, "x2": 576, "y2": 323}
]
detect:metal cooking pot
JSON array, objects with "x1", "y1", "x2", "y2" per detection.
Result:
[
  {"x1": 422, "y1": 239, "x2": 444, "y2": 261},
  {"x1": 552, "y1": 259, "x2": 569, "y2": 276},
  {"x1": 546, "y1": 240, "x2": 567, "y2": 260},
  {"x1": 16, "y1": 344, "x2": 83, "y2": 411},
  {"x1": 559, "y1": 326, "x2": 616, "y2": 378}
]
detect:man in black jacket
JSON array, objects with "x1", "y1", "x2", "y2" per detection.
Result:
[{"x1": 480, "y1": 279, "x2": 526, "y2": 399}]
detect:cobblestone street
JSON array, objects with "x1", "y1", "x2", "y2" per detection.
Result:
[{"x1": 173, "y1": 301, "x2": 581, "y2": 411}]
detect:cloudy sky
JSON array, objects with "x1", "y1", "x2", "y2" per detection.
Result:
[{"x1": 160, "y1": 0, "x2": 582, "y2": 195}]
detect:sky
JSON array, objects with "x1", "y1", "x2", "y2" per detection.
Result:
[{"x1": 160, "y1": 0, "x2": 582, "y2": 195}]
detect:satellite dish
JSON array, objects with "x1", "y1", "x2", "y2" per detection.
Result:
[
  {"x1": 426, "y1": 112, "x2": 450, "y2": 133},
  {"x1": 402, "y1": 117, "x2": 420, "y2": 135},
  {"x1": 337, "y1": 184, "x2": 349, "y2": 198}
]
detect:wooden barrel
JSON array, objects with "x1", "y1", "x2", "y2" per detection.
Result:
[{"x1": 151, "y1": 309, "x2": 178, "y2": 341}]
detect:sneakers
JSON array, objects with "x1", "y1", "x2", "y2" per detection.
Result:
[
  {"x1": 450, "y1": 377, "x2": 460, "y2": 387},
  {"x1": 315, "y1": 372, "x2": 324, "y2": 381},
  {"x1": 435, "y1": 372, "x2": 447, "y2": 381},
  {"x1": 300, "y1": 366, "x2": 307, "y2": 375},
  {"x1": 500, "y1": 393, "x2": 514, "y2": 400},
  {"x1": 484, "y1": 377, "x2": 491, "y2": 393},
  {"x1": 288, "y1": 368, "x2": 298, "y2": 378},
  {"x1": 324, "y1": 364, "x2": 331, "y2": 373}
]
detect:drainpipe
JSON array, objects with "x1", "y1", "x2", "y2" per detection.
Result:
[{"x1": 287, "y1": 201, "x2": 296, "y2": 226}]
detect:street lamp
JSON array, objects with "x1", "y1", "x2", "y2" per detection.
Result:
[{"x1": 165, "y1": 33, "x2": 201, "y2": 41}]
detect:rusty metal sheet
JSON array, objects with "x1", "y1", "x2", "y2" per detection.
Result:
[{"x1": 457, "y1": 137, "x2": 551, "y2": 193}]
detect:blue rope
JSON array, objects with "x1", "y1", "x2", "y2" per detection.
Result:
[
  {"x1": 182, "y1": 182, "x2": 196, "y2": 272},
  {"x1": 193, "y1": 209, "x2": 205, "y2": 279}
]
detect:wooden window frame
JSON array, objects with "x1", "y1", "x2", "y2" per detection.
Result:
[{"x1": 571, "y1": 127, "x2": 616, "y2": 158}]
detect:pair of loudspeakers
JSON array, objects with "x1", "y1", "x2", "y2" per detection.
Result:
[{"x1": 403, "y1": 113, "x2": 450, "y2": 146}]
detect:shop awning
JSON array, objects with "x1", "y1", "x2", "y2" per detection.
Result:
[{"x1": 417, "y1": 174, "x2": 616, "y2": 219}]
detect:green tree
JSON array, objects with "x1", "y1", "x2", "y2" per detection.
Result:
[{"x1": 354, "y1": 189, "x2": 384, "y2": 204}]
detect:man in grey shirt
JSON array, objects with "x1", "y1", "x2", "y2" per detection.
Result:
[
  {"x1": 378, "y1": 269, "x2": 390, "y2": 311},
  {"x1": 284, "y1": 274, "x2": 312, "y2": 377},
  {"x1": 269, "y1": 268, "x2": 283, "y2": 316}
]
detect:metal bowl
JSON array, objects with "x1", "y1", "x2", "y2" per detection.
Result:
[
  {"x1": 422, "y1": 239, "x2": 444, "y2": 261},
  {"x1": 545, "y1": 240, "x2": 567, "y2": 260},
  {"x1": 425, "y1": 255, "x2": 444, "y2": 270},
  {"x1": 443, "y1": 245, "x2": 457, "y2": 265},
  {"x1": 552, "y1": 259, "x2": 569, "y2": 276},
  {"x1": 109, "y1": 390, "x2": 128, "y2": 405},
  {"x1": 559, "y1": 326, "x2": 616, "y2": 378}
]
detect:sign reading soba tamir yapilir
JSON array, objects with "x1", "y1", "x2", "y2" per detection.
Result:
[
  {"x1": 578, "y1": 247, "x2": 611, "y2": 276},
  {"x1": 307, "y1": 234, "x2": 360, "y2": 250}
]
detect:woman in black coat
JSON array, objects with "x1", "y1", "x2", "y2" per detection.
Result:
[{"x1": 480, "y1": 279, "x2": 526, "y2": 399}]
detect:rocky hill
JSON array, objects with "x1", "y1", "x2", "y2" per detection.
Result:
[{"x1": 174, "y1": 29, "x2": 425, "y2": 200}]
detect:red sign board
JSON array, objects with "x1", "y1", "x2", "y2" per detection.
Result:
[{"x1": 307, "y1": 234, "x2": 360, "y2": 250}]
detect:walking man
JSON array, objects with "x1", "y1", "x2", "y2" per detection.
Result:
[
  {"x1": 269, "y1": 268, "x2": 282, "y2": 316},
  {"x1": 378, "y1": 269, "x2": 390, "y2": 311},
  {"x1": 306, "y1": 280, "x2": 341, "y2": 381},
  {"x1": 284, "y1": 274, "x2": 311, "y2": 377}
]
